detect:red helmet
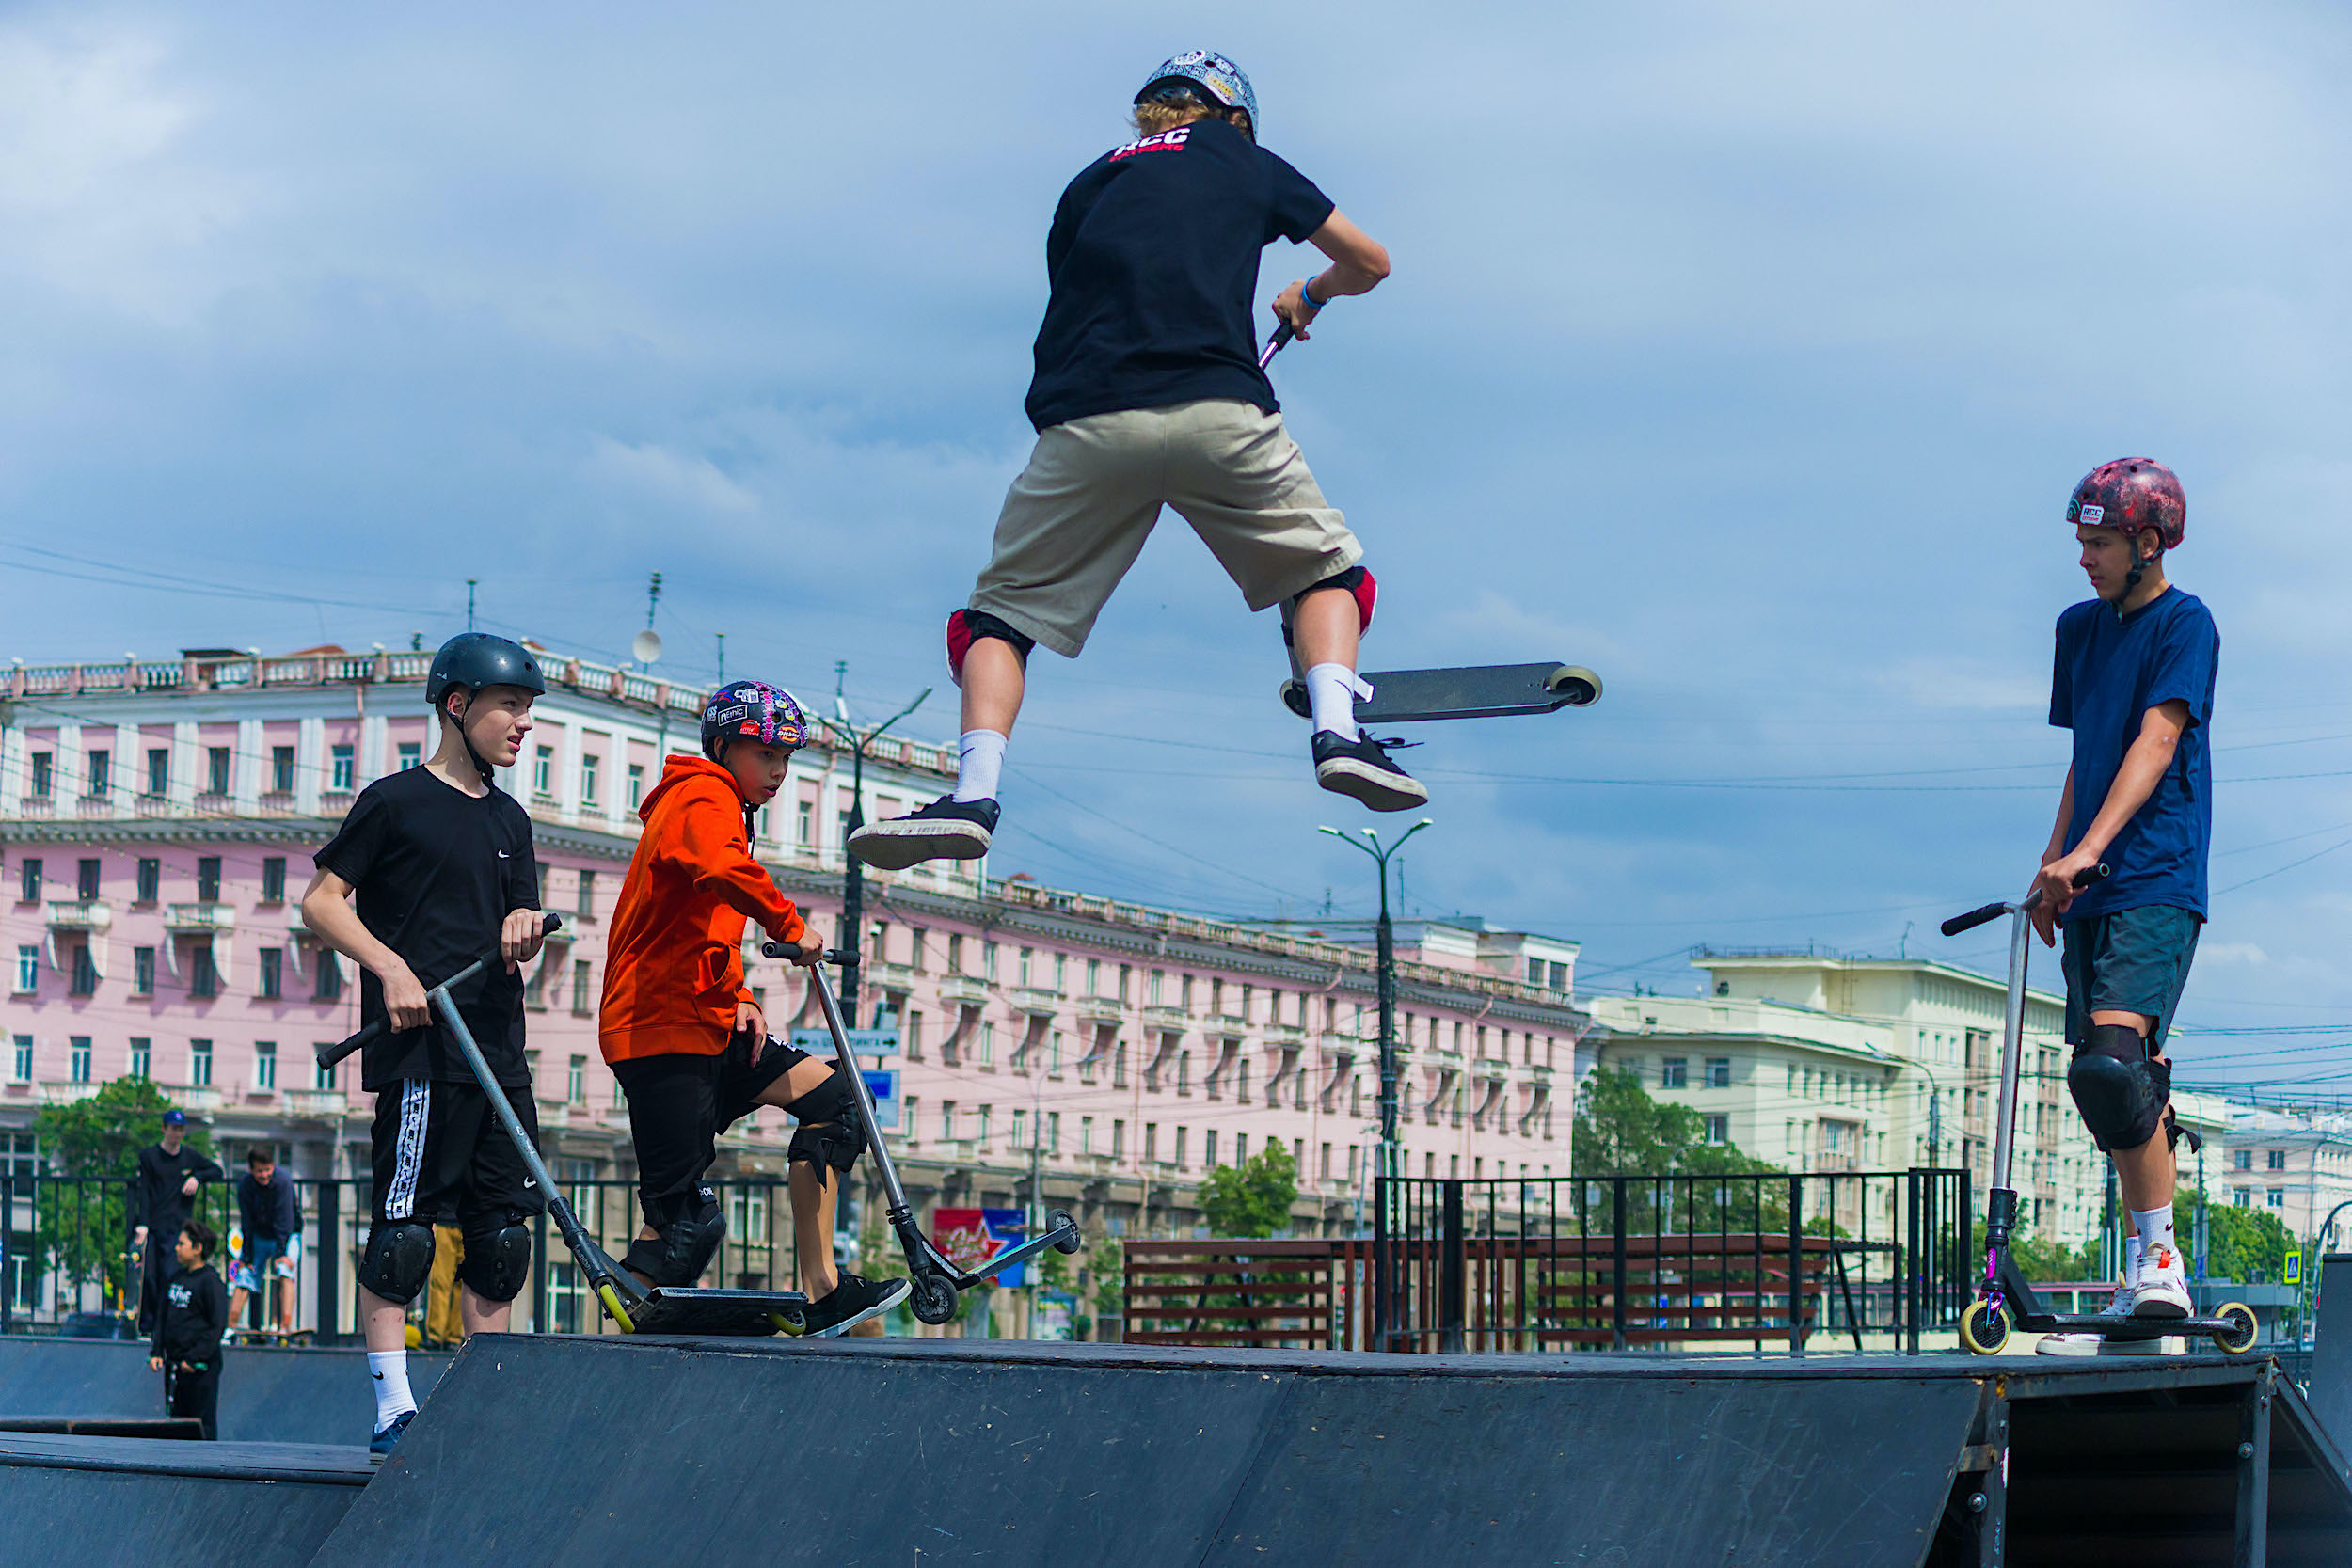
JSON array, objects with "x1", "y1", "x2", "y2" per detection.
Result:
[{"x1": 2067, "y1": 458, "x2": 2185, "y2": 551}]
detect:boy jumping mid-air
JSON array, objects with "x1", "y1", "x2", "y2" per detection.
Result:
[
  {"x1": 850, "y1": 50, "x2": 1417, "y2": 872},
  {"x1": 2028, "y1": 459, "x2": 2218, "y2": 1354},
  {"x1": 601, "y1": 681, "x2": 911, "y2": 1337}
]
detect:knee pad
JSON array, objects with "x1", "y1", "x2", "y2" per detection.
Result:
[
  {"x1": 946, "y1": 610, "x2": 1034, "y2": 686},
  {"x1": 456, "y1": 1217, "x2": 533, "y2": 1303},
  {"x1": 785, "y1": 1069, "x2": 867, "y2": 1174},
  {"x1": 2067, "y1": 1023, "x2": 2169, "y2": 1152},
  {"x1": 621, "y1": 1189, "x2": 726, "y2": 1288},
  {"x1": 356, "y1": 1222, "x2": 436, "y2": 1305},
  {"x1": 1280, "y1": 565, "x2": 1377, "y2": 646}
]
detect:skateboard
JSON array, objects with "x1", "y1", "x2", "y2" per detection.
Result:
[
  {"x1": 227, "y1": 1327, "x2": 315, "y2": 1347},
  {"x1": 1279, "y1": 662, "x2": 1601, "y2": 724}
]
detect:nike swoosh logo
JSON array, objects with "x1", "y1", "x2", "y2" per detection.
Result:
[
  {"x1": 521, "y1": 1179, "x2": 537, "y2": 1189},
  {"x1": 371, "y1": 1371, "x2": 384, "y2": 1381},
  {"x1": 496, "y1": 849, "x2": 511, "y2": 859}
]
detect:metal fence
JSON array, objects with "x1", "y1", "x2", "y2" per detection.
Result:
[
  {"x1": 0, "y1": 1175, "x2": 818, "y2": 1341},
  {"x1": 1365, "y1": 1168, "x2": 1974, "y2": 1354}
]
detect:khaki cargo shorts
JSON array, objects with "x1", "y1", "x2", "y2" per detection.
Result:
[{"x1": 968, "y1": 398, "x2": 1361, "y2": 658}]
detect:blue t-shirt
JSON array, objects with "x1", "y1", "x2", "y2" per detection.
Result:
[{"x1": 2048, "y1": 587, "x2": 2219, "y2": 919}]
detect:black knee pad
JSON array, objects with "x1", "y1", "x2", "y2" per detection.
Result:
[
  {"x1": 2067, "y1": 1023, "x2": 2169, "y2": 1152},
  {"x1": 946, "y1": 609, "x2": 1034, "y2": 684},
  {"x1": 785, "y1": 1069, "x2": 867, "y2": 1174},
  {"x1": 456, "y1": 1216, "x2": 533, "y2": 1303},
  {"x1": 357, "y1": 1222, "x2": 436, "y2": 1305},
  {"x1": 1279, "y1": 565, "x2": 1377, "y2": 646},
  {"x1": 622, "y1": 1188, "x2": 726, "y2": 1288}
]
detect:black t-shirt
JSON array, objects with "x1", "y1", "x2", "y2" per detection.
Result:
[
  {"x1": 131, "y1": 1144, "x2": 224, "y2": 1230},
  {"x1": 315, "y1": 766, "x2": 539, "y2": 1091},
  {"x1": 1024, "y1": 117, "x2": 1335, "y2": 433}
]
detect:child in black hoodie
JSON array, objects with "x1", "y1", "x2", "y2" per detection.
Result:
[{"x1": 150, "y1": 1219, "x2": 227, "y2": 1439}]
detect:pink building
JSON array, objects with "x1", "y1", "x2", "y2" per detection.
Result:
[{"x1": 2, "y1": 644, "x2": 1588, "y2": 1325}]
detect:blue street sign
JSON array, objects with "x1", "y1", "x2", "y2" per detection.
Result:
[
  {"x1": 860, "y1": 1069, "x2": 899, "y2": 1130},
  {"x1": 790, "y1": 1027, "x2": 899, "y2": 1058}
]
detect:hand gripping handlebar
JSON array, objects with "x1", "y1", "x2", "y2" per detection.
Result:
[
  {"x1": 315, "y1": 912, "x2": 564, "y2": 1069},
  {"x1": 1939, "y1": 864, "x2": 2108, "y2": 938}
]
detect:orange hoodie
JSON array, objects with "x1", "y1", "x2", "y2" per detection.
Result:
[{"x1": 598, "y1": 753, "x2": 808, "y2": 1064}]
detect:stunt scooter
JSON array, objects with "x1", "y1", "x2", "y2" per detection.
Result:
[
  {"x1": 764, "y1": 944, "x2": 1081, "y2": 1324},
  {"x1": 1940, "y1": 871, "x2": 2254, "y2": 1356},
  {"x1": 319, "y1": 913, "x2": 812, "y2": 1337}
]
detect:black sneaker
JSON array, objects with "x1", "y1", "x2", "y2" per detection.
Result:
[
  {"x1": 1313, "y1": 731, "x2": 1428, "y2": 813},
  {"x1": 369, "y1": 1407, "x2": 415, "y2": 1461},
  {"x1": 847, "y1": 796, "x2": 999, "y2": 870},
  {"x1": 803, "y1": 1273, "x2": 912, "y2": 1338}
]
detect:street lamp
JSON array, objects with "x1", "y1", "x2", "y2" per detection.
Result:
[
  {"x1": 1319, "y1": 819, "x2": 1432, "y2": 1194},
  {"x1": 815, "y1": 663, "x2": 930, "y2": 1023}
]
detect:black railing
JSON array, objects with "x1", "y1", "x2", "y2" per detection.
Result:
[
  {"x1": 1366, "y1": 1169, "x2": 1972, "y2": 1354},
  {"x1": 0, "y1": 1175, "x2": 818, "y2": 1341}
]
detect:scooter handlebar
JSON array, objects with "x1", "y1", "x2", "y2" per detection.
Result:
[
  {"x1": 316, "y1": 913, "x2": 564, "y2": 1069},
  {"x1": 758, "y1": 940, "x2": 860, "y2": 966},
  {"x1": 1938, "y1": 864, "x2": 2109, "y2": 938}
]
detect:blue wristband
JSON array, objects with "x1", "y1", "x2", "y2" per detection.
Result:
[{"x1": 1305, "y1": 280, "x2": 1332, "y2": 309}]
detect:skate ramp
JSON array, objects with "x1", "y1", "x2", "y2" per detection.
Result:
[
  {"x1": 320, "y1": 1337, "x2": 1987, "y2": 1567},
  {"x1": 0, "y1": 1432, "x2": 370, "y2": 1568},
  {"x1": 0, "y1": 1334, "x2": 451, "y2": 1445}
]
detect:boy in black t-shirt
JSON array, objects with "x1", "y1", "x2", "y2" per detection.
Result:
[
  {"x1": 150, "y1": 1218, "x2": 226, "y2": 1439},
  {"x1": 300, "y1": 632, "x2": 550, "y2": 1456},
  {"x1": 850, "y1": 51, "x2": 1414, "y2": 873}
]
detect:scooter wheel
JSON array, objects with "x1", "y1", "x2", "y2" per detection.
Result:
[
  {"x1": 910, "y1": 1273, "x2": 959, "y2": 1326},
  {"x1": 2214, "y1": 1302, "x2": 2259, "y2": 1356},
  {"x1": 1959, "y1": 1298, "x2": 2010, "y2": 1355},
  {"x1": 1048, "y1": 1208, "x2": 1082, "y2": 1255},
  {"x1": 1549, "y1": 665, "x2": 1602, "y2": 707}
]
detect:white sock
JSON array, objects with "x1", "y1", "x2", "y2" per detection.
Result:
[
  {"x1": 2122, "y1": 1236, "x2": 2143, "y2": 1290},
  {"x1": 368, "y1": 1350, "x2": 416, "y2": 1428},
  {"x1": 2131, "y1": 1205, "x2": 2176, "y2": 1259},
  {"x1": 1306, "y1": 664, "x2": 1360, "y2": 742},
  {"x1": 953, "y1": 730, "x2": 1007, "y2": 803}
]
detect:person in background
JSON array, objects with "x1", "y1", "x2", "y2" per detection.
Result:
[
  {"x1": 229, "y1": 1146, "x2": 303, "y2": 1334},
  {"x1": 151, "y1": 1218, "x2": 227, "y2": 1439},
  {"x1": 424, "y1": 1224, "x2": 467, "y2": 1347},
  {"x1": 130, "y1": 1109, "x2": 223, "y2": 1338}
]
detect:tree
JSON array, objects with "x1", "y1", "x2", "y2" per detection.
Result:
[
  {"x1": 1199, "y1": 1141, "x2": 1298, "y2": 1237},
  {"x1": 29, "y1": 1078, "x2": 216, "y2": 1307},
  {"x1": 1573, "y1": 1066, "x2": 1778, "y2": 1179},
  {"x1": 2189, "y1": 1186, "x2": 2295, "y2": 1284}
]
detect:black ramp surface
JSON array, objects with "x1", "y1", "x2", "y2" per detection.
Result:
[
  {"x1": 327, "y1": 1335, "x2": 1297, "y2": 1566},
  {"x1": 0, "y1": 1334, "x2": 453, "y2": 1444},
  {"x1": 0, "y1": 1433, "x2": 370, "y2": 1568},
  {"x1": 1208, "y1": 1370, "x2": 1979, "y2": 1567}
]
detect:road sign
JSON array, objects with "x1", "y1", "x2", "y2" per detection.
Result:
[
  {"x1": 860, "y1": 1069, "x2": 899, "y2": 1131},
  {"x1": 2287, "y1": 1250, "x2": 2303, "y2": 1287},
  {"x1": 790, "y1": 1027, "x2": 899, "y2": 1058}
]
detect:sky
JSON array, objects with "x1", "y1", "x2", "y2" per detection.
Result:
[{"x1": 5, "y1": 3, "x2": 2351, "y2": 1100}]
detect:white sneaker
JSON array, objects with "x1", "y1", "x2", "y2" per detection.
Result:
[
  {"x1": 2131, "y1": 1243, "x2": 2192, "y2": 1319},
  {"x1": 2036, "y1": 1280, "x2": 2131, "y2": 1355}
]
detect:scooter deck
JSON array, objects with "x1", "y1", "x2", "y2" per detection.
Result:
[
  {"x1": 630, "y1": 1286, "x2": 811, "y2": 1338},
  {"x1": 1280, "y1": 661, "x2": 1601, "y2": 723},
  {"x1": 2022, "y1": 1310, "x2": 2243, "y2": 1342}
]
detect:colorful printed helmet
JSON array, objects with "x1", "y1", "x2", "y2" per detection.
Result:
[
  {"x1": 701, "y1": 680, "x2": 809, "y2": 758},
  {"x1": 1137, "y1": 51, "x2": 1258, "y2": 135},
  {"x1": 2067, "y1": 458, "x2": 2185, "y2": 552},
  {"x1": 426, "y1": 633, "x2": 546, "y2": 708}
]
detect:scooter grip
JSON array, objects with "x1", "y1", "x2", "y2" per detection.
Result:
[
  {"x1": 1939, "y1": 902, "x2": 2010, "y2": 938},
  {"x1": 315, "y1": 913, "x2": 564, "y2": 1068}
]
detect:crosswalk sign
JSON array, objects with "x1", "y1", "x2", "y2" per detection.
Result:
[{"x1": 2286, "y1": 1250, "x2": 2303, "y2": 1286}]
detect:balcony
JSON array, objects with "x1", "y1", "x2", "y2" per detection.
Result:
[
  {"x1": 45, "y1": 899, "x2": 112, "y2": 932},
  {"x1": 1204, "y1": 1013, "x2": 1248, "y2": 1037},
  {"x1": 865, "y1": 960, "x2": 923, "y2": 992},
  {"x1": 1074, "y1": 995, "x2": 1125, "y2": 1025},
  {"x1": 166, "y1": 903, "x2": 236, "y2": 933},
  {"x1": 1264, "y1": 1022, "x2": 1308, "y2": 1049},
  {"x1": 1144, "y1": 1006, "x2": 1190, "y2": 1033},
  {"x1": 283, "y1": 1089, "x2": 348, "y2": 1119},
  {"x1": 163, "y1": 1085, "x2": 223, "y2": 1114},
  {"x1": 40, "y1": 1082, "x2": 100, "y2": 1105},
  {"x1": 1011, "y1": 986, "x2": 1061, "y2": 1017},
  {"x1": 937, "y1": 975, "x2": 989, "y2": 1008}
]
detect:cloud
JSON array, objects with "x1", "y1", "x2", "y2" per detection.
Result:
[{"x1": 584, "y1": 436, "x2": 758, "y2": 515}]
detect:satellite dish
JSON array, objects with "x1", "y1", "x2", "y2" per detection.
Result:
[{"x1": 631, "y1": 629, "x2": 663, "y2": 665}]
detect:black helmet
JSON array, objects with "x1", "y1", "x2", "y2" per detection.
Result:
[{"x1": 426, "y1": 634, "x2": 546, "y2": 710}]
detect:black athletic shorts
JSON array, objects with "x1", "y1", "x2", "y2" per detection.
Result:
[
  {"x1": 611, "y1": 1035, "x2": 811, "y2": 1228},
  {"x1": 370, "y1": 1076, "x2": 547, "y2": 1229}
]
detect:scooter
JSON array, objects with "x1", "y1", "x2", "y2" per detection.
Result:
[
  {"x1": 320, "y1": 913, "x2": 812, "y2": 1337},
  {"x1": 765, "y1": 944, "x2": 1082, "y2": 1324},
  {"x1": 1940, "y1": 870, "x2": 2255, "y2": 1356}
]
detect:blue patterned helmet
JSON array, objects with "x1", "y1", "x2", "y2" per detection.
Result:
[
  {"x1": 701, "y1": 680, "x2": 809, "y2": 759},
  {"x1": 1137, "y1": 51, "x2": 1258, "y2": 136}
]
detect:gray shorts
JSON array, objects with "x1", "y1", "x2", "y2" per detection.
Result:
[
  {"x1": 968, "y1": 399, "x2": 1361, "y2": 659},
  {"x1": 2060, "y1": 904, "x2": 2201, "y2": 1052}
]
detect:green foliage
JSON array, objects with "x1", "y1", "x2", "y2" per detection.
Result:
[
  {"x1": 1573, "y1": 1067, "x2": 1779, "y2": 1179},
  {"x1": 1199, "y1": 1141, "x2": 1298, "y2": 1238},
  {"x1": 1970, "y1": 1217, "x2": 2099, "y2": 1283},
  {"x1": 33, "y1": 1077, "x2": 207, "y2": 1177},
  {"x1": 28, "y1": 1078, "x2": 218, "y2": 1307},
  {"x1": 2189, "y1": 1186, "x2": 2296, "y2": 1284}
]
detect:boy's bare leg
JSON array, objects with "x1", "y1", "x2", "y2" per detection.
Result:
[
  {"x1": 757, "y1": 1055, "x2": 849, "y2": 1300},
  {"x1": 277, "y1": 1274, "x2": 295, "y2": 1333},
  {"x1": 458, "y1": 1284, "x2": 512, "y2": 1336},
  {"x1": 229, "y1": 1284, "x2": 250, "y2": 1331},
  {"x1": 959, "y1": 637, "x2": 1026, "y2": 738},
  {"x1": 360, "y1": 1286, "x2": 407, "y2": 1353},
  {"x1": 1290, "y1": 584, "x2": 1361, "y2": 673}
]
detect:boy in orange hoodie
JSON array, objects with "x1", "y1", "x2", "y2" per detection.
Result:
[{"x1": 601, "y1": 680, "x2": 911, "y2": 1337}]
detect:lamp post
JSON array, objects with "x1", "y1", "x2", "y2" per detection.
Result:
[
  {"x1": 816, "y1": 663, "x2": 930, "y2": 1023},
  {"x1": 1319, "y1": 819, "x2": 1432, "y2": 1193}
]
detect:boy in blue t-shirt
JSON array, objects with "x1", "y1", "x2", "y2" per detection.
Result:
[{"x1": 2028, "y1": 457, "x2": 2218, "y2": 1346}]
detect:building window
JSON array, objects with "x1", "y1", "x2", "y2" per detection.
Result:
[
  {"x1": 129, "y1": 1037, "x2": 151, "y2": 1079},
  {"x1": 979, "y1": 1023, "x2": 995, "y2": 1068},
  {"x1": 197, "y1": 857, "x2": 221, "y2": 903},
  {"x1": 86, "y1": 750, "x2": 110, "y2": 797},
  {"x1": 983, "y1": 942, "x2": 999, "y2": 982},
  {"x1": 133, "y1": 948, "x2": 155, "y2": 996},
  {"x1": 976, "y1": 1105, "x2": 992, "y2": 1145},
  {"x1": 29, "y1": 753, "x2": 53, "y2": 798},
  {"x1": 2267, "y1": 1149, "x2": 2287, "y2": 1172},
  {"x1": 1011, "y1": 1108, "x2": 1027, "y2": 1149},
  {"x1": 796, "y1": 800, "x2": 813, "y2": 846},
  {"x1": 397, "y1": 742, "x2": 421, "y2": 771},
  {"x1": 190, "y1": 946, "x2": 218, "y2": 999},
  {"x1": 1174, "y1": 1127, "x2": 1189, "y2": 1168},
  {"x1": 2269, "y1": 1189, "x2": 2286, "y2": 1209},
  {"x1": 939, "y1": 1101, "x2": 957, "y2": 1141},
  {"x1": 331, "y1": 744, "x2": 356, "y2": 791},
  {"x1": 16, "y1": 945, "x2": 40, "y2": 994},
  {"x1": 145, "y1": 749, "x2": 169, "y2": 797},
  {"x1": 570, "y1": 959, "x2": 592, "y2": 1014},
  {"x1": 1704, "y1": 1114, "x2": 1729, "y2": 1145},
  {"x1": 253, "y1": 1041, "x2": 277, "y2": 1090},
  {"x1": 533, "y1": 746, "x2": 554, "y2": 797},
  {"x1": 136, "y1": 859, "x2": 160, "y2": 902},
  {"x1": 627, "y1": 763, "x2": 645, "y2": 810},
  {"x1": 259, "y1": 947, "x2": 283, "y2": 1001},
  {"x1": 9, "y1": 1036, "x2": 29, "y2": 1082},
  {"x1": 904, "y1": 1010, "x2": 923, "y2": 1060},
  {"x1": 271, "y1": 745, "x2": 295, "y2": 793},
  {"x1": 76, "y1": 858, "x2": 99, "y2": 899},
  {"x1": 576, "y1": 869, "x2": 596, "y2": 921},
  {"x1": 1705, "y1": 1058, "x2": 1731, "y2": 1089},
  {"x1": 1661, "y1": 1057, "x2": 1688, "y2": 1089},
  {"x1": 261, "y1": 857, "x2": 287, "y2": 902},
  {"x1": 1144, "y1": 1124, "x2": 1158, "y2": 1164},
  {"x1": 69, "y1": 1037, "x2": 92, "y2": 1084},
  {"x1": 206, "y1": 747, "x2": 230, "y2": 796},
  {"x1": 314, "y1": 951, "x2": 342, "y2": 1002},
  {"x1": 580, "y1": 754, "x2": 599, "y2": 807},
  {"x1": 1112, "y1": 1119, "x2": 1126, "y2": 1160},
  {"x1": 316, "y1": 1055, "x2": 339, "y2": 1091},
  {"x1": 70, "y1": 944, "x2": 97, "y2": 996},
  {"x1": 18, "y1": 859, "x2": 40, "y2": 903},
  {"x1": 568, "y1": 1055, "x2": 586, "y2": 1105},
  {"x1": 190, "y1": 1039, "x2": 214, "y2": 1086},
  {"x1": 946, "y1": 934, "x2": 964, "y2": 974},
  {"x1": 1149, "y1": 970, "x2": 1164, "y2": 1006}
]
